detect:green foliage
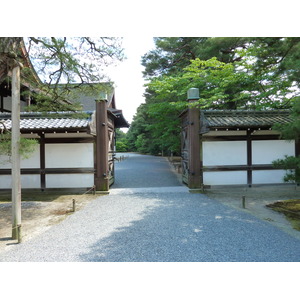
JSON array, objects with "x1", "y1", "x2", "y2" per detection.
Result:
[
  {"x1": 115, "y1": 129, "x2": 129, "y2": 152},
  {"x1": 26, "y1": 37, "x2": 124, "y2": 98},
  {"x1": 272, "y1": 100, "x2": 300, "y2": 183},
  {"x1": 132, "y1": 37, "x2": 300, "y2": 156},
  {"x1": 273, "y1": 155, "x2": 300, "y2": 183},
  {"x1": 1, "y1": 37, "x2": 124, "y2": 110},
  {"x1": 0, "y1": 132, "x2": 38, "y2": 161},
  {"x1": 116, "y1": 140, "x2": 128, "y2": 152},
  {"x1": 273, "y1": 99, "x2": 300, "y2": 141}
]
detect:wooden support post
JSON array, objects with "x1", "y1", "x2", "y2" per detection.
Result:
[
  {"x1": 11, "y1": 65, "x2": 22, "y2": 240},
  {"x1": 242, "y1": 196, "x2": 246, "y2": 209},
  {"x1": 95, "y1": 99, "x2": 109, "y2": 191},
  {"x1": 39, "y1": 133, "x2": 46, "y2": 190},
  {"x1": 247, "y1": 130, "x2": 253, "y2": 187},
  {"x1": 187, "y1": 88, "x2": 202, "y2": 190},
  {"x1": 295, "y1": 139, "x2": 300, "y2": 185},
  {"x1": 72, "y1": 199, "x2": 76, "y2": 212}
]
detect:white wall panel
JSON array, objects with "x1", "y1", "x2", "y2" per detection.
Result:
[
  {"x1": 203, "y1": 141, "x2": 247, "y2": 166},
  {"x1": 46, "y1": 174, "x2": 94, "y2": 188},
  {"x1": 21, "y1": 175, "x2": 41, "y2": 188},
  {"x1": 0, "y1": 155, "x2": 11, "y2": 169},
  {"x1": 21, "y1": 145, "x2": 40, "y2": 168},
  {"x1": 0, "y1": 175, "x2": 11, "y2": 188},
  {"x1": 45, "y1": 143, "x2": 94, "y2": 168},
  {"x1": 0, "y1": 145, "x2": 40, "y2": 169},
  {"x1": 252, "y1": 140, "x2": 295, "y2": 164},
  {"x1": 203, "y1": 171, "x2": 247, "y2": 185},
  {"x1": 252, "y1": 170, "x2": 288, "y2": 184},
  {"x1": 0, "y1": 175, "x2": 40, "y2": 188}
]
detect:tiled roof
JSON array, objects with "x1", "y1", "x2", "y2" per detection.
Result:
[
  {"x1": 108, "y1": 108, "x2": 130, "y2": 128},
  {"x1": 201, "y1": 110, "x2": 291, "y2": 131},
  {"x1": 0, "y1": 111, "x2": 93, "y2": 132}
]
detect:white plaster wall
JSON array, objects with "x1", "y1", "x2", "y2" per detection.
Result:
[
  {"x1": 0, "y1": 155, "x2": 11, "y2": 169},
  {"x1": 46, "y1": 174, "x2": 94, "y2": 188},
  {"x1": 203, "y1": 141, "x2": 247, "y2": 166},
  {"x1": 45, "y1": 143, "x2": 94, "y2": 168},
  {"x1": 0, "y1": 145, "x2": 40, "y2": 169},
  {"x1": 21, "y1": 145, "x2": 40, "y2": 168},
  {"x1": 0, "y1": 175, "x2": 11, "y2": 188},
  {"x1": 203, "y1": 171, "x2": 247, "y2": 185},
  {"x1": 0, "y1": 175, "x2": 40, "y2": 188},
  {"x1": 252, "y1": 140, "x2": 295, "y2": 164},
  {"x1": 21, "y1": 175, "x2": 41, "y2": 188},
  {"x1": 252, "y1": 170, "x2": 288, "y2": 184}
]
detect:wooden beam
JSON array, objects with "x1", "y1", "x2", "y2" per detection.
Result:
[{"x1": 202, "y1": 135, "x2": 281, "y2": 141}]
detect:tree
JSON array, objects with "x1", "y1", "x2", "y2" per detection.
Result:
[
  {"x1": 134, "y1": 37, "x2": 300, "y2": 156},
  {"x1": 0, "y1": 37, "x2": 124, "y2": 240},
  {"x1": 273, "y1": 100, "x2": 300, "y2": 183},
  {"x1": 141, "y1": 37, "x2": 251, "y2": 79},
  {"x1": 115, "y1": 129, "x2": 129, "y2": 152}
]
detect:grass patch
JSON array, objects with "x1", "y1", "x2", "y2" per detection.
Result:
[
  {"x1": 0, "y1": 189, "x2": 94, "y2": 203},
  {"x1": 266, "y1": 199, "x2": 300, "y2": 231}
]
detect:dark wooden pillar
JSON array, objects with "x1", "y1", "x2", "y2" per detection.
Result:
[
  {"x1": 95, "y1": 99, "x2": 109, "y2": 191},
  {"x1": 295, "y1": 139, "x2": 300, "y2": 185},
  {"x1": 187, "y1": 88, "x2": 202, "y2": 190},
  {"x1": 0, "y1": 95, "x2": 3, "y2": 112},
  {"x1": 39, "y1": 133, "x2": 46, "y2": 190},
  {"x1": 247, "y1": 130, "x2": 253, "y2": 187}
]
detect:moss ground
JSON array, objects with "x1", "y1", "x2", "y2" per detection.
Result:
[{"x1": 266, "y1": 199, "x2": 300, "y2": 231}]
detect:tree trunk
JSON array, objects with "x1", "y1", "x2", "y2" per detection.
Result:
[{"x1": 11, "y1": 64, "x2": 21, "y2": 241}]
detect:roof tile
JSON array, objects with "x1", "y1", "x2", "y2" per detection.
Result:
[
  {"x1": 0, "y1": 111, "x2": 92, "y2": 132},
  {"x1": 202, "y1": 110, "x2": 291, "y2": 128}
]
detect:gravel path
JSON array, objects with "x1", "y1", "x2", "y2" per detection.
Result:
[{"x1": 0, "y1": 153, "x2": 299, "y2": 262}]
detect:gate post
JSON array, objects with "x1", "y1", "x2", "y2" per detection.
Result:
[
  {"x1": 95, "y1": 97, "x2": 109, "y2": 192},
  {"x1": 186, "y1": 88, "x2": 202, "y2": 190}
]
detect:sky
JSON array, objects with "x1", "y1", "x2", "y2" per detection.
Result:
[{"x1": 104, "y1": 37, "x2": 156, "y2": 125}]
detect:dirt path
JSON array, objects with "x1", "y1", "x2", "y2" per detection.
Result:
[{"x1": 0, "y1": 193, "x2": 99, "y2": 253}]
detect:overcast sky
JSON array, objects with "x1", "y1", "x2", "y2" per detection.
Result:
[{"x1": 104, "y1": 37, "x2": 156, "y2": 125}]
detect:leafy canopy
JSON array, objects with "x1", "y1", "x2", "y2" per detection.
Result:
[{"x1": 128, "y1": 37, "x2": 300, "y2": 156}]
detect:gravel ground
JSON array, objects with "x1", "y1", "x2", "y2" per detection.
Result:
[{"x1": 0, "y1": 153, "x2": 299, "y2": 262}]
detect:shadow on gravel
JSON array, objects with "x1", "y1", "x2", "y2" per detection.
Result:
[{"x1": 79, "y1": 193, "x2": 300, "y2": 262}]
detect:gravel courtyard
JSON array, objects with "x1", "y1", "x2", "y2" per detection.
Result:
[{"x1": 0, "y1": 153, "x2": 299, "y2": 262}]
